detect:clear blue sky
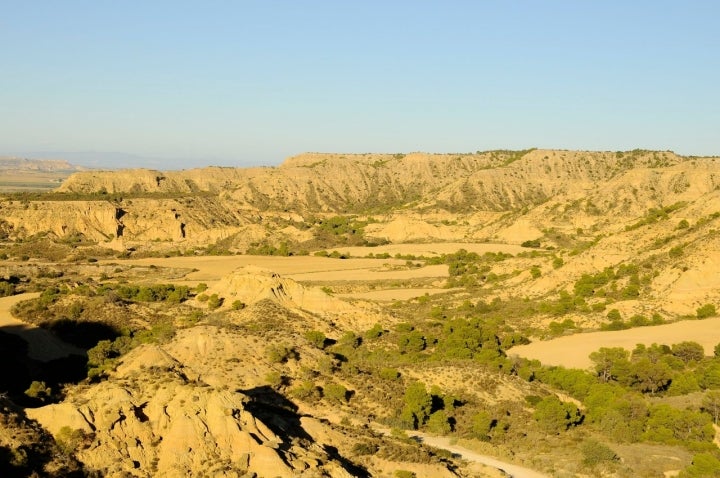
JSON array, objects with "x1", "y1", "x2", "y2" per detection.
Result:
[{"x1": 1, "y1": 1, "x2": 718, "y2": 168}]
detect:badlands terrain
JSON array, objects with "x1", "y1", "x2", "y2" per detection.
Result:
[{"x1": 2, "y1": 149, "x2": 720, "y2": 477}]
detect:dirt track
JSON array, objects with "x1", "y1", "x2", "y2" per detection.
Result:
[
  {"x1": 375, "y1": 426, "x2": 548, "y2": 478},
  {"x1": 418, "y1": 434, "x2": 549, "y2": 478}
]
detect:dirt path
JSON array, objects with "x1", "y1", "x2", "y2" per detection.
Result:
[
  {"x1": 509, "y1": 317, "x2": 720, "y2": 370},
  {"x1": 414, "y1": 433, "x2": 548, "y2": 478},
  {"x1": 0, "y1": 293, "x2": 85, "y2": 361},
  {"x1": 375, "y1": 427, "x2": 548, "y2": 478}
]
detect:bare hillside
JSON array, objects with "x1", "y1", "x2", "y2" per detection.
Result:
[{"x1": 4, "y1": 149, "x2": 720, "y2": 477}]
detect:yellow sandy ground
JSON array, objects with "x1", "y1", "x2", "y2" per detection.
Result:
[
  {"x1": 337, "y1": 288, "x2": 449, "y2": 302},
  {"x1": 0, "y1": 293, "x2": 84, "y2": 361},
  {"x1": 106, "y1": 255, "x2": 448, "y2": 283},
  {"x1": 509, "y1": 318, "x2": 720, "y2": 370}
]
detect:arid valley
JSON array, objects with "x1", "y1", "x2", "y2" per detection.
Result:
[{"x1": 3, "y1": 149, "x2": 720, "y2": 477}]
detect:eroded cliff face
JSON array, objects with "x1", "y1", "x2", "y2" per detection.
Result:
[
  {"x1": 3, "y1": 149, "x2": 720, "y2": 251},
  {"x1": 27, "y1": 346, "x2": 357, "y2": 478},
  {"x1": 0, "y1": 197, "x2": 254, "y2": 245},
  {"x1": 55, "y1": 149, "x2": 695, "y2": 214},
  {"x1": 0, "y1": 397, "x2": 85, "y2": 477},
  {"x1": 1, "y1": 201, "x2": 118, "y2": 240}
]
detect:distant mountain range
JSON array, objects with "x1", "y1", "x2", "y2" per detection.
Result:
[
  {"x1": 0, "y1": 157, "x2": 86, "y2": 172},
  {"x1": 4, "y1": 151, "x2": 265, "y2": 169}
]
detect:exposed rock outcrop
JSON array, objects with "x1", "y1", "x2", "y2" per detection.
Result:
[
  {"x1": 27, "y1": 345, "x2": 361, "y2": 478},
  {"x1": 3, "y1": 149, "x2": 720, "y2": 249},
  {"x1": 0, "y1": 397, "x2": 85, "y2": 477},
  {"x1": 203, "y1": 266, "x2": 354, "y2": 313}
]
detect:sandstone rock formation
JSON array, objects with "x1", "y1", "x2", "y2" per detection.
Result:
[
  {"x1": 27, "y1": 345, "x2": 360, "y2": 477},
  {"x1": 0, "y1": 396, "x2": 85, "y2": 477},
  {"x1": 200, "y1": 266, "x2": 385, "y2": 333},
  {"x1": 0, "y1": 149, "x2": 715, "y2": 248}
]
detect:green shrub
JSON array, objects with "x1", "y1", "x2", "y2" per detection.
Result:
[
  {"x1": 621, "y1": 284, "x2": 640, "y2": 298},
  {"x1": 628, "y1": 314, "x2": 650, "y2": 327},
  {"x1": 427, "y1": 410, "x2": 451, "y2": 434},
  {"x1": 304, "y1": 330, "x2": 327, "y2": 349},
  {"x1": 591, "y1": 302, "x2": 607, "y2": 312},
  {"x1": 24, "y1": 381, "x2": 52, "y2": 401},
  {"x1": 265, "y1": 371, "x2": 283, "y2": 388},
  {"x1": 266, "y1": 344, "x2": 297, "y2": 364},
  {"x1": 643, "y1": 404, "x2": 714, "y2": 445},
  {"x1": 54, "y1": 426, "x2": 86, "y2": 455},
  {"x1": 324, "y1": 382, "x2": 349, "y2": 403},
  {"x1": 681, "y1": 453, "x2": 720, "y2": 477},
  {"x1": 606, "y1": 309, "x2": 622, "y2": 321},
  {"x1": 394, "y1": 471, "x2": 416, "y2": 478},
  {"x1": 581, "y1": 439, "x2": 618, "y2": 466},
  {"x1": 470, "y1": 411, "x2": 494, "y2": 440},
  {"x1": 669, "y1": 245, "x2": 684, "y2": 258},
  {"x1": 549, "y1": 319, "x2": 576, "y2": 336},
  {"x1": 397, "y1": 331, "x2": 426, "y2": 354},
  {"x1": 338, "y1": 331, "x2": 361, "y2": 349},
  {"x1": 0, "y1": 281, "x2": 15, "y2": 297},
  {"x1": 601, "y1": 319, "x2": 628, "y2": 331},
  {"x1": 401, "y1": 382, "x2": 432, "y2": 429},
  {"x1": 352, "y1": 442, "x2": 379, "y2": 456},
  {"x1": 231, "y1": 300, "x2": 246, "y2": 310},
  {"x1": 672, "y1": 341, "x2": 705, "y2": 363},
  {"x1": 533, "y1": 396, "x2": 583, "y2": 433},
  {"x1": 365, "y1": 323, "x2": 384, "y2": 339},
  {"x1": 652, "y1": 313, "x2": 665, "y2": 325},
  {"x1": 697, "y1": 304, "x2": 717, "y2": 319},
  {"x1": 379, "y1": 368, "x2": 400, "y2": 380},
  {"x1": 290, "y1": 380, "x2": 322, "y2": 400},
  {"x1": 207, "y1": 293, "x2": 223, "y2": 309},
  {"x1": 667, "y1": 374, "x2": 700, "y2": 396},
  {"x1": 521, "y1": 239, "x2": 541, "y2": 248}
]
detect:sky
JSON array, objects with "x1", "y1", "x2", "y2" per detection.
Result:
[{"x1": 1, "y1": 1, "x2": 719, "y2": 169}]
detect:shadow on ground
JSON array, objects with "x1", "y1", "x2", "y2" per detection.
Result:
[{"x1": 241, "y1": 385, "x2": 370, "y2": 477}]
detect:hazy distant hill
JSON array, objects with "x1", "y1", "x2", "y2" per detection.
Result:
[
  {"x1": 0, "y1": 157, "x2": 84, "y2": 172},
  {"x1": 0, "y1": 157, "x2": 86, "y2": 192}
]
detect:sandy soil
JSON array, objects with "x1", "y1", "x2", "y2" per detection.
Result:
[
  {"x1": 326, "y1": 242, "x2": 527, "y2": 257},
  {"x1": 337, "y1": 288, "x2": 449, "y2": 302},
  {"x1": 288, "y1": 264, "x2": 448, "y2": 282},
  {"x1": 108, "y1": 255, "x2": 448, "y2": 283},
  {"x1": 375, "y1": 426, "x2": 548, "y2": 478},
  {"x1": 0, "y1": 293, "x2": 85, "y2": 361},
  {"x1": 508, "y1": 318, "x2": 720, "y2": 370},
  {"x1": 418, "y1": 434, "x2": 549, "y2": 478},
  {"x1": 0, "y1": 170, "x2": 69, "y2": 192}
]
